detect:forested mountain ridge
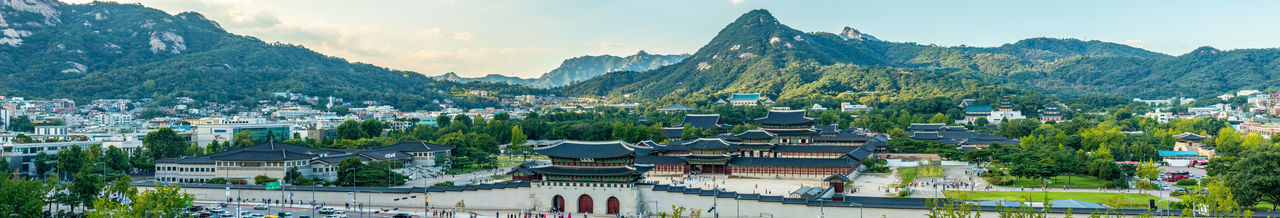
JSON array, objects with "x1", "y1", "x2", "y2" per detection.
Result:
[
  {"x1": 558, "y1": 9, "x2": 1280, "y2": 104},
  {"x1": 435, "y1": 51, "x2": 689, "y2": 88},
  {"x1": 0, "y1": 1, "x2": 532, "y2": 109}
]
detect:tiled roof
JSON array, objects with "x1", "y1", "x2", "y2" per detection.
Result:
[
  {"x1": 728, "y1": 157, "x2": 856, "y2": 168},
  {"x1": 734, "y1": 130, "x2": 775, "y2": 139},
  {"x1": 682, "y1": 138, "x2": 733, "y2": 150},
  {"x1": 528, "y1": 165, "x2": 639, "y2": 177},
  {"x1": 754, "y1": 110, "x2": 815, "y2": 126},
  {"x1": 534, "y1": 140, "x2": 635, "y2": 159},
  {"x1": 681, "y1": 114, "x2": 726, "y2": 129}
]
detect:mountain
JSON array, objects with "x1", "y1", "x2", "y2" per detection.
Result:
[
  {"x1": 0, "y1": 1, "x2": 531, "y2": 110},
  {"x1": 434, "y1": 72, "x2": 532, "y2": 85},
  {"x1": 957, "y1": 37, "x2": 1170, "y2": 60},
  {"x1": 435, "y1": 51, "x2": 689, "y2": 88},
  {"x1": 838, "y1": 27, "x2": 878, "y2": 41},
  {"x1": 559, "y1": 9, "x2": 1280, "y2": 104}
]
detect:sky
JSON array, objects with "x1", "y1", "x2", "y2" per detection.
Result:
[{"x1": 61, "y1": 0, "x2": 1280, "y2": 78}]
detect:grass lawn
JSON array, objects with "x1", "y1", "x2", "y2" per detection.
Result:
[
  {"x1": 490, "y1": 174, "x2": 512, "y2": 180},
  {"x1": 944, "y1": 191, "x2": 1163, "y2": 209},
  {"x1": 897, "y1": 167, "x2": 918, "y2": 188},
  {"x1": 896, "y1": 165, "x2": 945, "y2": 188},
  {"x1": 995, "y1": 175, "x2": 1109, "y2": 189},
  {"x1": 918, "y1": 165, "x2": 944, "y2": 177}
]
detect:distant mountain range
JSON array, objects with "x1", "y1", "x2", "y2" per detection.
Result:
[
  {"x1": 0, "y1": 0, "x2": 533, "y2": 109},
  {"x1": 559, "y1": 9, "x2": 1280, "y2": 104},
  {"x1": 434, "y1": 51, "x2": 689, "y2": 88}
]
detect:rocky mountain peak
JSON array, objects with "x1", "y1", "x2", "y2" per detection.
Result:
[{"x1": 838, "y1": 26, "x2": 878, "y2": 41}]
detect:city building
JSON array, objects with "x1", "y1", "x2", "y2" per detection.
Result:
[{"x1": 192, "y1": 123, "x2": 291, "y2": 146}]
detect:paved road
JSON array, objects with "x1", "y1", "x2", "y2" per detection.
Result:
[{"x1": 395, "y1": 167, "x2": 515, "y2": 188}]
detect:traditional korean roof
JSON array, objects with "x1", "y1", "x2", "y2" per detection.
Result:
[
  {"x1": 772, "y1": 145, "x2": 863, "y2": 153},
  {"x1": 534, "y1": 140, "x2": 635, "y2": 159},
  {"x1": 312, "y1": 153, "x2": 367, "y2": 164},
  {"x1": 662, "y1": 127, "x2": 684, "y2": 138},
  {"x1": 966, "y1": 105, "x2": 993, "y2": 112},
  {"x1": 754, "y1": 110, "x2": 815, "y2": 126},
  {"x1": 813, "y1": 135, "x2": 872, "y2": 143},
  {"x1": 681, "y1": 114, "x2": 727, "y2": 129},
  {"x1": 907, "y1": 123, "x2": 945, "y2": 131},
  {"x1": 734, "y1": 130, "x2": 775, "y2": 140},
  {"x1": 824, "y1": 174, "x2": 851, "y2": 182},
  {"x1": 728, "y1": 157, "x2": 857, "y2": 168},
  {"x1": 813, "y1": 124, "x2": 839, "y2": 135},
  {"x1": 635, "y1": 155, "x2": 686, "y2": 165},
  {"x1": 206, "y1": 149, "x2": 316, "y2": 161},
  {"x1": 1172, "y1": 132, "x2": 1206, "y2": 141},
  {"x1": 528, "y1": 165, "x2": 639, "y2": 177},
  {"x1": 680, "y1": 155, "x2": 732, "y2": 162},
  {"x1": 909, "y1": 132, "x2": 943, "y2": 140},
  {"x1": 728, "y1": 93, "x2": 762, "y2": 101},
  {"x1": 155, "y1": 155, "x2": 216, "y2": 164},
  {"x1": 765, "y1": 128, "x2": 816, "y2": 136},
  {"x1": 845, "y1": 147, "x2": 874, "y2": 162},
  {"x1": 657, "y1": 104, "x2": 696, "y2": 111},
  {"x1": 229, "y1": 142, "x2": 344, "y2": 155},
  {"x1": 354, "y1": 149, "x2": 414, "y2": 161},
  {"x1": 682, "y1": 138, "x2": 733, "y2": 150}
]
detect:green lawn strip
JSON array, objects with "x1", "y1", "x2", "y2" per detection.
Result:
[
  {"x1": 918, "y1": 165, "x2": 944, "y2": 177},
  {"x1": 993, "y1": 175, "x2": 1109, "y2": 189},
  {"x1": 897, "y1": 167, "x2": 918, "y2": 188},
  {"x1": 944, "y1": 190, "x2": 1163, "y2": 209}
]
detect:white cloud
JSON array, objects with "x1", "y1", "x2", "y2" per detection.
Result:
[
  {"x1": 451, "y1": 32, "x2": 473, "y2": 42},
  {"x1": 730, "y1": 0, "x2": 745, "y2": 4}
]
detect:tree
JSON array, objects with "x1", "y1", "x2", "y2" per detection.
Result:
[
  {"x1": 206, "y1": 140, "x2": 224, "y2": 154},
  {"x1": 337, "y1": 157, "x2": 365, "y2": 186},
  {"x1": 254, "y1": 175, "x2": 277, "y2": 184},
  {"x1": 1184, "y1": 179, "x2": 1251, "y2": 217},
  {"x1": 104, "y1": 146, "x2": 131, "y2": 173},
  {"x1": 233, "y1": 131, "x2": 258, "y2": 147},
  {"x1": 0, "y1": 175, "x2": 47, "y2": 217},
  {"x1": 87, "y1": 184, "x2": 194, "y2": 218},
  {"x1": 56, "y1": 145, "x2": 85, "y2": 176},
  {"x1": 998, "y1": 118, "x2": 1040, "y2": 139},
  {"x1": 1134, "y1": 161, "x2": 1163, "y2": 194},
  {"x1": 143, "y1": 127, "x2": 187, "y2": 159},
  {"x1": 680, "y1": 125, "x2": 700, "y2": 140},
  {"x1": 337, "y1": 120, "x2": 367, "y2": 140},
  {"x1": 285, "y1": 168, "x2": 303, "y2": 184},
  {"x1": 435, "y1": 115, "x2": 452, "y2": 128},
  {"x1": 360, "y1": 119, "x2": 385, "y2": 138},
  {"x1": 453, "y1": 114, "x2": 473, "y2": 127},
  {"x1": 183, "y1": 143, "x2": 204, "y2": 155},
  {"x1": 927, "y1": 113, "x2": 951, "y2": 124},
  {"x1": 130, "y1": 148, "x2": 154, "y2": 172},
  {"x1": 1227, "y1": 145, "x2": 1280, "y2": 209},
  {"x1": 71, "y1": 172, "x2": 105, "y2": 211},
  {"x1": 33, "y1": 152, "x2": 52, "y2": 179}
]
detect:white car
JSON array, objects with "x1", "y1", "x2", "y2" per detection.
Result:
[
  {"x1": 317, "y1": 207, "x2": 335, "y2": 214},
  {"x1": 253, "y1": 204, "x2": 269, "y2": 210}
]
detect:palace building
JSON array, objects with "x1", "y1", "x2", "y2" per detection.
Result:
[{"x1": 632, "y1": 110, "x2": 884, "y2": 179}]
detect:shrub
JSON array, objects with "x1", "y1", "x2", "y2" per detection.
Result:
[
  {"x1": 433, "y1": 181, "x2": 454, "y2": 187},
  {"x1": 898, "y1": 189, "x2": 912, "y2": 197},
  {"x1": 205, "y1": 177, "x2": 227, "y2": 184},
  {"x1": 1175, "y1": 179, "x2": 1196, "y2": 186}
]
